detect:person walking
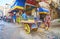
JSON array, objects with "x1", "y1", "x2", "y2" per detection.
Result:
[
  {"x1": 44, "y1": 13, "x2": 51, "y2": 30},
  {"x1": 12, "y1": 14, "x2": 16, "y2": 23}
]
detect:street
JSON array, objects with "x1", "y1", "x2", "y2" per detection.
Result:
[
  {"x1": 0, "y1": 20, "x2": 60, "y2": 39},
  {"x1": 0, "y1": 0, "x2": 60, "y2": 39}
]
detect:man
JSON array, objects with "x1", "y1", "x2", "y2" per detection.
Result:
[
  {"x1": 44, "y1": 13, "x2": 51, "y2": 30},
  {"x1": 12, "y1": 14, "x2": 16, "y2": 23},
  {"x1": 22, "y1": 12, "x2": 27, "y2": 20}
]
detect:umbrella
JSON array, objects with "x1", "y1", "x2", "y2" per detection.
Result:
[
  {"x1": 11, "y1": 0, "x2": 26, "y2": 9},
  {"x1": 39, "y1": 2, "x2": 50, "y2": 9},
  {"x1": 38, "y1": 7, "x2": 49, "y2": 12}
]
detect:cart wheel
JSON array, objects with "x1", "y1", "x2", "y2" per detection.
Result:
[{"x1": 24, "y1": 24, "x2": 30, "y2": 34}]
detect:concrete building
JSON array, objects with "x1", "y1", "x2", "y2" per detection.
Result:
[
  {"x1": 0, "y1": 0, "x2": 15, "y2": 16},
  {"x1": 50, "y1": 0, "x2": 60, "y2": 20}
]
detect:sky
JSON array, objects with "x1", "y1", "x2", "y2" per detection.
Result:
[{"x1": 0, "y1": 0, "x2": 15, "y2": 7}]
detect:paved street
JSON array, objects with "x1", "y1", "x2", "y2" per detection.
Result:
[
  {"x1": 50, "y1": 19, "x2": 60, "y2": 33},
  {"x1": 0, "y1": 20, "x2": 60, "y2": 39},
  {"x1": 0, "y1": 0, "x2": 60, "y2": 39}
]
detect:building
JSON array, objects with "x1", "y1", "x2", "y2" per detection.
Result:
[{"x1": 0, "y1": 6, "x2": 4, "y2": 16}]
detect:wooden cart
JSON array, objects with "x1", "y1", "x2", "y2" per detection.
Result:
[{"x1": 21, "y1": 20, "x2": 42, "y2": 34}]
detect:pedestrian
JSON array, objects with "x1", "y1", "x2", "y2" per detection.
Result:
[
  {"x1": 12, "y1": 14, "x2": 16, "y2": 23},
  {"x1": 44, "y1": 13, "x2": 51, "y2": 30}
]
